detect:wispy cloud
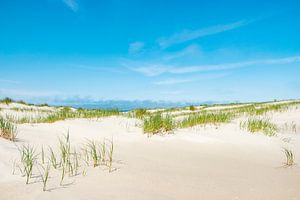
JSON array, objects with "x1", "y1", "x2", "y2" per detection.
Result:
[
  {"x1": 0, "y1": 88, "x2": 62, "y2": 97},
  {"x1": 154, "y1": 78, "x2": 196, "y2": 85},
  {"x1": 163, "y1": 44, "x2": 201, "y2": 61},
  {"x1": 128, "y1": 64, "x2": 169, "y2": 76},
  {"x1": 0, "y1": 79, "x2": 20, "y2": 84},
  {"x1": 153, "y1": 74, "x2": 227, "y2": 86},
  {"x1": 157, "y1": 20, "x2": 251, "y2": 48},
  {"x1": 130, "y1": 55, "x2": 300, "y2": 76},
  {"x1": 129, "y1": 41, "x2": 145, "y2": 54},
  {"x1": 72, "y1": 65, "x2": 125, "y2": 74},
  {"x1": 63, "y1": 0, "x2": 79, "y2": 12}
]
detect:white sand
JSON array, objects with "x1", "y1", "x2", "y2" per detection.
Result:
[{"x1": 0, "y1": 103, "x2": 300, "y2": 200}]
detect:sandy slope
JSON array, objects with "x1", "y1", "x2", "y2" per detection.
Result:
[{"x1": 0, "y1": 105, "x2": 300, "y2": 200}]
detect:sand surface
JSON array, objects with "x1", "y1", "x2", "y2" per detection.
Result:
[{"x1": 0, "y1": 103, "x2": 300, "y2": 200}]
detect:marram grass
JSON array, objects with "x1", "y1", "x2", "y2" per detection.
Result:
[
  {"x1": 86, "y1": 139, "x2": 99, "y2": 167},
  {"x1": 179, "y1": 112, "x2": 233, "y2": 128},
  {"x1": 133, "y1": 108, "x2": 148, "y2": 119},
  {"x1": 283, "y1": 148, "x2": 295, "y2": 166},
  {"x1": 13, "y1": 133, "x2": 116, "y2": 191},
  {"x1": 5, "y1": 107, "x2": 120, "y2": 124},
  {"x1": 143, "y1": 113, "x2": 175, "y2": 135},
  {"x1": 18, "y1": 144, "x2": 37, "y2": 184},
  {"x1": 38, "y1": 164, "x2": 50, "y2": 191},
  {"x1": 240, "y1": 118, "x2": 277, "y2": 136},
  {"x1": 39, "y1": 107, "x2": 119, "y2": 123},
  {"x1": 0, "y1": 116, "x2": 17, "y2": 141}
]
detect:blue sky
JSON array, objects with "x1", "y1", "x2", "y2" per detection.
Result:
[{"x1": 0, "y1": 0, "x2": 300, "y2": 103}]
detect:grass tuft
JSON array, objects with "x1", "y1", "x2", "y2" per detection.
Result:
[
  {"x1": 48, "y1": 147, "x2": 57, "y2": 169},
  {"x1": 39, "y1": 164, "x2": 50, "y2": 191},
  {"x1": 133, "y1": 108, "x2": 148, "y2": 119},
  {"x1": 189, "y1": 105, "x2": 196, "y2": 111},
  {"x1": 40, "y1": 108, "x2": 119, "y2": 123},
  {"x1": 0, "y1": 97, "x2": 13, "y2": 105},
  {"x1": 143, "y1": 114, "x2": 175, "y2": 135},
  {"x1": 19, "y1": 144, "x2": 37, "y2": 184},
  {"x1": 86, "y1": 140, "x2": 99, "y2": 167},
  {"x1": 0, "y1": 116, "x2": 17, "y2": 141},
  {"x1": 179, "y1": 112, "x2": 233, "y2": 128},
  {"x1": 107, "y1": 139, "x2": 114, "y2": 172},
  {"x1": 283, "y1": 148, "x2": 295, "y2": 166},
  {"x1": 240, "y1": 118, "x2": 277, "y2": 136},
  {"x1": 13, "y1": 133, "x2": 116, "y2": 189}
]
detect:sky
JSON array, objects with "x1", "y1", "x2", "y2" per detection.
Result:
[{"x1": 0, "y1": 0, "x2": 300, "y2": 103}]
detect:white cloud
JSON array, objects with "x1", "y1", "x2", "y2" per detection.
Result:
[
  {"x1": 157, "y1": 20, "x2": 250, "y2": 48},
  {"x1": 130, "y1": 55, "x2": 300, "y2": 76},
  {"x1": 129, "y1": 42, "x2": 145, "y2": 54},
  {"x1": 63, "y1": 0, "x2": 78, "y2": 12}
]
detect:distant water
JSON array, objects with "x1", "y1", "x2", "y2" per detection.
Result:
[{"x1": 58, "y1": 100, "x2": 216, "y2": 112}]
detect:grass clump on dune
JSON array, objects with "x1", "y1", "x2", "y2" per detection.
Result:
[
  {"x1": 240, "y1": 118, "x2": 277, "y2": 136},
  {"x1": 39, "y1": 164, "x2": 50, "y2": 191},
  {"x1": 189, "y1": 105, "x2": 196, "y2": 111},
  {"x1": 0, "y1": 97, "x2": 13, "y2": 105},
  {"x1": 38, "y1": 107, "x2": 119, "y2": 123},
  {"x1": 18, "y1": 144, "x2": 37, "y2": 184},
  {"x1": 283, "y1": 148, "x2": 295, "y2": 166},
  {"x1": 231, "y1": 101, "x2": 300, "y2": 116},
  {"x1": 86, "y1": 139, "x2": 99, "y2": 167},
  {"x1": 4, "y1": 107, "x2": 119, "y2": 124},
  {"x1": 107, "y1": 139, "x2": 114, "y2": 172},
  {"x1": 0, "y1": 116, "x2": 17, "y2": 141},
  {"x1": 143, "y1": 113, "x2": 175, "y2": 135},
  {"x1": 179, "y1": 112, "x2": 233, "y2": 128},
  {"x1": 133, "y1": 108, "x2": 148, "y2": 119}
]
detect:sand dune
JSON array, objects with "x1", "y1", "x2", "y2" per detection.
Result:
[{"x1": 0, "y1": 102, "x2": 300, "y2": 200}]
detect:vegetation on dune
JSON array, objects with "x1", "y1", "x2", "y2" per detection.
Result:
[
  {"x1": 282, "y1": 122, "x2": 298, "y2": 134},
  {"x1": 283, "y1": 148, "x2": 295, "y2": 166},
  {"x1": 143, "y1": 113, "x2": 175, "y2": 135},
  {"x1": 0, "y1": 97, "x2": 13, "y2": 105},
  {"x1": 189, "y1": 105, "x2": 196, "y2": 111},
  {"x1": 107, "y1": 139, "x2": 114, "y2": 173},
  {"x1": 40, "y1": 107, "x2": 119, "y2": 123},
  {"x1": 0, "y1": 97, "x2": 49, "y2": 107},
  {"x1": 4, "y1": 107, "x2": 120, "y2": 124},
  {"x1": 226, "y1": 101, "x2": 300, "y2": 116},
  {"x1": 39, "y1": 164, "x2": 50, "y2": 191},
  {"x1": 37, "y1": 103, "x2": 49, "y2": 107},
  {"x1": 140, "y1": 100, "x2": 300, "y2": 134},
  {"x1": 86, "y1": 139, "x2": 99, "y2": 167},
  {"x1": 10, "y1": 107, "x2": 51, "y2": 113},
  {"x1": 1, "y1": 97, "x2": 300, "y2": 135},
  {"x1": 240, "y1": 118, "x2": 277, "y2": 136},
  {"x1": 0, "y1": 116, "x2": 17, "y2": 141},
  {"x1": 12, "y1": 132, "x2": 115, "y2": 191},
  {"x1": 18, "y1": 144, "x2": 37, "y2": 184},
  {"x1": 179, "y1": 112, "x2": 233, "y2": 128},
  {"x1": 132, "y1": 108, "x2": 148, "y2": 119}
]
